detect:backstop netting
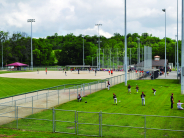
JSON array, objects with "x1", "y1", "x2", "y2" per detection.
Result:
[{"x1": 144, "y1": 46, "x2": 152, "y2": 70}]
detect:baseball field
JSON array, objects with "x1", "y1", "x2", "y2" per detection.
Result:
[{"x1": 0, "y1": 70, "x2": 184, "y2": 138}]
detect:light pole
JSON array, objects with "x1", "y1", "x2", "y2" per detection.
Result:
[
  {"x1": 175, "y1": 35, "x2": 177, "y2": 71},
  {"x1": 181, "y1": 0, "x2": 184, "y2": 94},
  {"x1": 136, "y1": 37, "x2": 140, "y2": 63},
  {"x1": 27, "y1": 19, "x2": 35, "y2": 71},
  {"x1": 177, "y1": 0, "x2": 179, "y2": 79},
  {"x1": 162, "y1": 9, "x2": 166, "y2": 78},
  {"x1": 95, "y1": 24, "x2": 102, "y2": 69},
  {"x1": 82, "y1": 35, "x2": 85, "y2": 69},
  {"x1": 1, "y1": 40, "x2": 3, "y2": 70},
  {"x1": 124, "y1": 0, "x2": 127, "y2": 86}
]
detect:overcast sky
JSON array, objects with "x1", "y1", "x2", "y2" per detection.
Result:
[{"x1": 0, "y1": 0, "x2": 182, "y2": 40}]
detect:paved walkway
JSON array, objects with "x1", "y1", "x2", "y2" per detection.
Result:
[{"x1": 157, "y1": 71, "x2": 178, "y2": 79}]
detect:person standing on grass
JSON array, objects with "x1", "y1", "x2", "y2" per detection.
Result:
[
  {"x1": 171, "y1": 93, "x2": 174, "y2": 109},
  {"x1": 152, "y1": 88, "x2": 156, "y2": 95},
  {"x1": 113, "y1": 93, "x2": 117, "y2": 105},
  {"x1": 177, "y1": 100, "x2": 184, "y2": 110},
  {"x1": 128, "y1": 84, "x2": 131, "y2": 94},
  {"x1": 136, "y1": 85, "x2": 139, "y2": 93},
  {"x1": 107, "y1": 81, "x2": 110, "y2": 90},
  {"x1": 77, "y1": 94, "x2": 82, "y2": 102},
  {"x1": 140, "y1": 92, "x2": 146, "y2": 106}
]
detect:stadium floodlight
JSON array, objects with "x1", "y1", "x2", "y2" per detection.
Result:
[
  {"x1": 177, "y1": 0, "x2": 179, "y2": 79},
  {"x1": 124, "y1": 0, "x2": 127, "y2": 86},
  {"x1": 162, "y1": 9, "x2": 166, "y2": 78},
  {"x1": 95, "y1": 24, "x2": 102, "y2": 69},
  {"x1": 27, "y1": 19, "x2": 35, "y2": 71},
  {"x1": 82, "y1": 35, "x2": 85, "y2": 69},
  {"x1": 175, "y1": 35, "x2": 177, "y2": 71}
]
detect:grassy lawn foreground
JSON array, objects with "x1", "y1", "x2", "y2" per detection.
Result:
[{"x1": 2, "y1": 79, "x2": 184, "y2": 138}]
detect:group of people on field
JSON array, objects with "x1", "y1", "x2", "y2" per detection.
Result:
[{"x1": 77, "y1": 81, "x2": 184, "y2": 110}]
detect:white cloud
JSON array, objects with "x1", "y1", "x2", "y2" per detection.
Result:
[{"x1": 0, "y1": 0, "x2": 182, "y2": 39}]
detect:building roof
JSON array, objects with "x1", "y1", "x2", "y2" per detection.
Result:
[{"x1": 136, "y1": 59, "x2": 168, "y2": 67}]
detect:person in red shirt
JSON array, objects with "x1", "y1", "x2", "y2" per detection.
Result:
[
  {"x1": 108, "y1": 70, "x2": 110, "y2": 75},
  {"x1": 111, "y1": 70, "x2": 113, "y2": 75}
]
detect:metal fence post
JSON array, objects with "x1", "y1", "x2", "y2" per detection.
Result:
[
  {"x1": 46, "y1": 93, "x2": 48, "y2": 108},
  {"x1": 58, "y1": 87, "x2": 59, "y2": 105},
  {"x1": 14, "y1": 100, "x2": 16, "y2": 127},
  {"x1": 32, "y1": 96, "x2": 33, "y2": 114},
  {"x1": 99, "y1": 111, "x2": 101, "y2": 137},
  {"x1": 114, "y1": 77, "x2": 115, "y2": 85},
  {"x1": 90, "y1": 83, "x2": 91, "y2": 94},
  {"x1": 83, "y1": 84, "x2": 85, "y2": 96},
  {"x1": 101, "y1": 80, "x2": 102, "y2": 90},
  {"x1": 77, "y1": 111, "x2": 78, "y2": 134},
  {"x1": 81, "y1": 85, "x2": 82, "y2": 96},
  {"x1": 69, "y1": 88, "x2": 70, "y2": 101},
  {"x1": 16, "y1": 106, "x2": 18, "y2": 129},
  {"x1": 75, "y1": 111, "x2": 77, "y2": 134},
  {"x1": 97, "y1": 81, "x2": 99, "y2": 90},
  {"x1": 101, "y1": 111, "x2": 102, "y2": 137},
  {"x1": 52, "y1": 108, "x2": 55, "y2": 133},
  {"x1": 144, "y1": 115, "x2": 146, "y2": 138},
  {"x1": 77, "y1": 85, "x2": 78, "y2": 96}
]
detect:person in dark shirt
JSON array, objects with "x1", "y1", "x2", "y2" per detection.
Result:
[
  {"x1": 136, "y1": 85, "x2": 139, "y2": 93},
  {"x1": 113, "y1": 93, "x2": 117, "y2": 105},
  {"x1": 128, "y1": 84, "x2": 131, "y2": 94},
  {"x1": 77, "y1": 94, "x2": 82, "y2": 102},
  {"x1": 95, "y1": 70, "x2": 97, "y2": 76},
  {"x1": 140, "y1": 92, "x2": 146, "y2": 106},
  {"x1": 107, "y1": 81, "x2": 110, "y2": 90},
  {"x1": 171, "y1": 93, "x2": 174, "y2": 109},
  {"x1": 152, "y1": 88, "x2": 156, "y2": 96}
]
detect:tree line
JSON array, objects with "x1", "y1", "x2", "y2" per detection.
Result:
[{"x1": 0, "y1": 31, "x2": 181, "y2": 66}]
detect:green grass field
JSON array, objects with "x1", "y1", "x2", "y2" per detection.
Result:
[
  {"x1": 0, "y1": 77, "x2": 98, "y2": 99},
  {"x1": 1, "y1": 79, "x2": 184, "y2": 138}
]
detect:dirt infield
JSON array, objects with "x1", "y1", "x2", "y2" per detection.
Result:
[{"x1": 0, "y1": 71, "x2": 125, "y2": 79}]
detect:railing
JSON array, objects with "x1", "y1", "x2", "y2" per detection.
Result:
[{"x1": 0, "y1": 106, "x2": 184, "y2": 138}]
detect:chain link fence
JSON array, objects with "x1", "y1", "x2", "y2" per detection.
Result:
[{"x1": 1, "y1": 107, "x2": 184, "y2": 138}]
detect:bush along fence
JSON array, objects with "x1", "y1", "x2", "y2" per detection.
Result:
[{"x1": 0, "y1": 107, "x2": 184, "y2": 138}]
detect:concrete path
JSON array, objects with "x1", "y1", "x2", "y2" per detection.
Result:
[{"x1": 157, "y1": 71, "x2": 178, "y2": 79}]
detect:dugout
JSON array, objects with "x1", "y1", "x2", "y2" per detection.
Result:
[{"x1": 143, "y1": 69, "x2": 159, "y2": 80}]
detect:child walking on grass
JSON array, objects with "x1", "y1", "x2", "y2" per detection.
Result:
[{"x1": 113, "y1": 93, "x2": 117, "y2": 105}]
